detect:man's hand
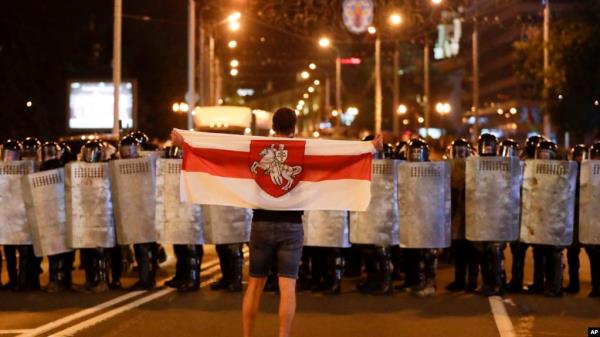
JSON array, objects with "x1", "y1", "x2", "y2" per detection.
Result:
[
  {"x1": 371, "y1": 134, "x2": 383, "y2": 152},
  {"x1": 171, "y1": 129, "x2": 184, "y2": 147}
]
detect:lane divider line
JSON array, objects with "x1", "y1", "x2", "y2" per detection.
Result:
[
  {"x1": 17, "y1": 256, "x2": 222, "y2": 337},
  {"x1": 489, "y1": 296, "x2": 517, "y2": 337},
  {"x1": 0, "y1": 330, "x2": 33, "y2": 334},
  {"x1": 46, "y1": 264, "x2": 226, "y2": 337}
]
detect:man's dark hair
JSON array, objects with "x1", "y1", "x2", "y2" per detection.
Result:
[{"x1": 272, "y1": 107, "x2": 297, "y2": 135}]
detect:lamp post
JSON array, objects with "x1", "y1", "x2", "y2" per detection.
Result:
[
  {"x1": 319, "y1": 37, "x2": 342, "y2": 115},
  {"x1": 185, "y1": 0, "x2": 197, "y2": 130},
  {"x1": 112, "y1": 0, "x2": 122, "y2": 137}
]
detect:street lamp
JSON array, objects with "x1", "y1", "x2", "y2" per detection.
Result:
[
  {"x1": 435, "y1": 102, "x2": 451, "y2": 115},
  {"x1": 318, "y1": 36, "x2": 341, "y2": 116},
  {"x1": 227, "y1": 40, "x2": 237, "y2": 49},
  {"x1": 397, "y1": 104, "x2": 407, "y2": 115},
  {"x1": 230, "y1": 59, "x2": 239, "y2": 67},
  {"x1": 309, "y1": 63, "x2": 317, "y2": 70},
  {"x1": 390, "y1": 13, "x2": 402, "y2": 25},
  {"x1": 431, "y1": 0, "x2": 442, "y2": 5},
  {"x1": 367, "y1": 26, "x2": 377, "y2": 34},
  {"x1": 230, "y1": 68, "x2": 238, "y2": 77},
  {"x1": 318, "y1": 37, "x2": 331, "y2": 48},
  {"x1": 300, "y1": 70, "x2": 310, "y2": 79}
]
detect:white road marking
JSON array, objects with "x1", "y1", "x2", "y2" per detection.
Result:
[
  {"x1": 0, "y1": 330, "x2": 33, "y2": 334},
  {"x1": 47, "y1": 264, "x2": 225, "y2": 337},
  {"x1": 489, "y1": 296, "x2": 517, "y2": 337},
  {"x1": 16, "y1": 255, "x2": 226, "y2": 337}
]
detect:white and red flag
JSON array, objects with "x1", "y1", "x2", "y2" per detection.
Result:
[{"x1": 174, "y1": 129, "x2": 375, "y2": 211}]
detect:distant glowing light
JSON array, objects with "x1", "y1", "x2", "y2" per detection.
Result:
[
  {"x1": 346, "y1": 107, "x2": 359, "y2": 115},
  {"x1": 179, "y1": 102, "x2": 189, "y2": 113},
  {"x1": 300, "y1": 71, "x2": 310, "y2": 79},
  {"x1": 312, "y1": 131, "x2": 320, "y2": 138},
  {"x1": 418, "y1": 116, "x2": 425, "y2": 123},
  {"x1": 26, "y1": 101, "x2": 33, "y2": 108},
  {"x1": 331, "y1": 110, "x2": 339, "y2": 117},
  {"x1": 303, "y1": 93, "x2": 309, "y2": 99},
  {"x1": 595, "y1": 100, "x2": 599, "y2": 106},
  {"x1": 367, "y1": 26, "x2": 377, "y2": 35},
  {"x1": 228, "y1": 40, "x2": 237, "y2": 49},
  {"x1": 397, "y1": 104, "x2": 407, "y2": 115},
  {"x1": 307, "y1": 86, "x2": 315, "y2": 93},
  {"x1": 313, "y1": 79, "x2": 320, "y2": 86},
  {"x1": 227, "y1": 12, "x2": 241, "y2": 22},
  {"x1": 309, "y1": 63, "x2": 317, "y2": 70},
  {"x1": 172, "y1": 103, "x2": 180, "y2": 112},
  {"x1": 229, "y1": 21, "x2": 240, "y2": 31},
  {"x1": 244, "y1": 127, "x2": 252, "y2": 135},
  {"x1": 497, "y1": 108, "x2": 504, "y2": 115},
  {"x1": 402, "y1": 119, "x2": 409, "y2": 125},
  {"x1": 230, "y1": 59, "x2": 239, "y2": 67},
  {"x1": 558, "y1": 94, "x2": 564, "y2": 100},
  {"x1": 230, "y1": 68, "x2": 239, "y2": 76},
  {"x1": 509, "y1": 107, "x2": 517, "y2": 115},
  {"x1": 431, "y1": 0, "x2": 442, "y2": 5},
  {"x1": 295, "y1": 110, "x2": 301, "y2": 116},
  {"x1": 390, "y1": 14, "x2": 402, "y2": 26},
  {"x1": 318, "y1": 37, "x2": 331, "y2": 48}
]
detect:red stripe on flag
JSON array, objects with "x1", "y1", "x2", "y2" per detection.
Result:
[{"x1": 183, "y1": 143, "x2": 372, "y2": 181}]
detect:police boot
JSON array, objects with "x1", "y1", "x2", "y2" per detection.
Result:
[
  {"x1": 3, "y1": 245, "x2": 18, "y2": 290},
  {"x1": 166, "y1": 245, "x2": 187, "y2": 288},
  {"x1": 89, "y1": 249, "x2": 109, "y2": 293},
  {"x1": 324, "y1": 249, "x2": 344, "y2": 295},
  {"x1": 588, "y1": 247, "x2": 600, "y2": 297},
  {"x1": 109, "y1": 246, "x2": 123, "y2": 289},
  {"x1": 357, "y1": 246, "x2": 378, "y2": 293},
  {"x1": 227, "y1": 244, "x2": 244, "y2": 292},
  {"x1": 46, "y1": 255, "x2": 62, "y2": 293},
  {"x1": 446, "y1": 240, "x2": 467, "y2": 292},
  {"x1": 344, "y1": 245, "x2": 363, "y2": 277},
  {"x1": 544, "y1": 247, "x2": 563, "y2": 297},
  {"x1": 465, "y1": 243, "x2": 480, "y2": 293},
  {"x1": 178, "y1": 245, "x2": 201, "y2": 292},
  {"x1": 298, "y1": 247, "x2": 312, "y2": 290},
  {"x1": 310, "y1": 248, "x2": 327, "y2": 291},
  {"x1": 14, "y1": 245, "x2": 34, "y2": 292},
  {"x1": 390, "y1": 245, "x2": 403, "y2": 281},
  {"x1": 397, "y1": 249, "x2": 419, "y2": 291},
  {"x1": 211, "y1": 244, "x2": 232, "y2": 290},
  {"x1": 130, "y1": 243, "x2": 156, "y2": 291},
  {"x1": 507, "y1": 242, "x2": 525, "y2": 293},
  {"x1": 564, "y1": 245, "x2": 580, "y2": 293},
  {"x1": 30, "y1": 255, "x2": 42, "y2": 291},
  {"x1": 526, "y1": 245, "x2": 545, "y2": 294},
  {"x1": 481, "y1": 245, "x2": 503, "y2": 297},
  {"x1": 415, "y1": 249, "x2": 437, "y2": 297},
  {"x1": 64, "y1": 251, "x2": 74, "y2": 290},
  {"x1": 372, "y1": 247, "x2": 393, "y2": 296}
]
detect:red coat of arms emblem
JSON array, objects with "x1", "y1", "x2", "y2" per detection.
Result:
[{"x1": 249, "y1": 140, "x2": 305, "y2": 197}]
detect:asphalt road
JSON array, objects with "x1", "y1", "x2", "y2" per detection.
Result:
[{"x1": 0, "y1": 247, "x2": 598, "y2": 337}]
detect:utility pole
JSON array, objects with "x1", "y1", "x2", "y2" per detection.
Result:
[
  {"x1": 185, "y1": 0, "x2": 197, "y2": 130},
  {"x1": 209, "y1": 31, "x2": 215, "y2": 105},
  {"x1": 375, "y1": 35, "x2": 382, "y2": 134},
  {"x1": 112, "y1": 0, "x2": 122, "y2": 137},
  {"x1": 335, "y1": 55, "x2": 342, "y2": 114},
  {"x1": 472, "y1": 16, "x2": 480, "y2": 139},
  {"x1": 424, "y1": 36, "x2": 431, "y2": 138},
  {"x1": 392, "y1": 42, "x2": 400, "y2": 135},
  {"x1": 543, "y1": 0, "x2": 551, "y2": 138},
  {"x1": 198, "y1": 18, "x2": 205, "y2": 106}
]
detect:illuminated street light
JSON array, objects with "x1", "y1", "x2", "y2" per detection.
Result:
[
  {"x1": 309, "y1": 63, "x2": 317, "y2": 70},
  {"x1": 179, "y1": 102, "x2": 189, "y2": 113},
  {"x1": 435, "y1": 102, "x2": 451, "y2": 115},
  {"x1": 230, "y1": 59, "x2": 239, "y2": 67},
  {"x1": 229, "y1": 21, "x2": 240, "y2": 31},
  {"x1": 331, "y1": 110, "x2": 339, "y2": 117},
  {"x1": 228, "y1": 40, "x2": 237, "y2": 49},
  {"x1": 510, "y1": 107, "x2": 518, "y2": 115},
  {"x1": 227, "y1": 12, "x2": 241, "y2": 22},
  {"x1": 300, "y1": 71, "x2": 310, "y2": 79},
  {"x1": 496, "y1": 108, "x2": 504, "y2": 115},
  {"x1": 307, "y1": 86, "x2": 315, "y2": 93},
  {"x1": 303, "y1": 93, "x2": 309, "y2": 99},
  {"x1": 390, "y1": 13, "x2": 402, "y2": 26},
  {"x1": 312, "y1": 131, "x2": 320, "y2": 138},
  {"x1": 418, "y1": 116, "x2": 425, "y2": 124},
  {"x1": 367, "y1": 26, "x2": 377, "y2": 35},
  {"x1": 347, "y1": 107, "x2": 359, "y2": 115},
  {"x1": 26, "y1": 101, "x2": 33, "y2": 108},
  {"x1": 397, "y1": 104, "x2": 407, "y2": 115},
  {"x1": 318, "y1": 37, "x2": 331, "y2": 48},
  {"x1": 230, "y1": 68, "x2": 239, "y2": 76},
  {"x1": 431, "y1": 0, "x2": 442, "y2": 5},
  {"x1": 298, "y1": 99, "x2": 305, "y2": 105},
  {"x1": 295, "y1": 110, "x2": 300, "y2": 116},
  {"x1": 313, "y1": 79, "x2": 320, "y2": 86},
  {"x1": 172, "y1": 103, "x2": 180, "y2": 112},
  {"x1": 402, "y1": 119, "x2": 409, "y2": 125},
  {"x1": 595, "y1": 100, "x2": 599, "y2": 106}
]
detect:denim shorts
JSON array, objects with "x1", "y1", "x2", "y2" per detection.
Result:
[{"x1": 249, "y1": 221, "x2": 304, "y2": 279}]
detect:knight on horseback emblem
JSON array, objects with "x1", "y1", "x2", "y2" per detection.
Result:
[{"x1": 251, "y1": 144, "x2": 303, "y2": 192}]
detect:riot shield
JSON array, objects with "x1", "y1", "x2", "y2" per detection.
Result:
[
  {"x1": 465, "y1": 157, "x2": 522, "y2": 241},
  {"x1": 303, "y1": 210, "x2": 350, "y2": 248},
  {"x1": 65, "y1": 162, "x2": 115, "y2": 248},
  {"x1": 578, "y1": 160, "x2": 600, "y2": 244},
  {"x1": 520, "y1": 160, "x2": 577, "y2": 245},
  {"x1": 109, "y1": 157, "x2": 157, "y2": 244},
  {"x1": 202, "y1": 205, "x2": 251, "y2": 244},
  {"x1": 22, "y1": 169, "x2": 70, "y2": 257},
  {"x1": 155, "y1": 158, "x2": 204, "y2": 245},
  {"x1": 398, "y1": 161, "x2": 451, "y2": 248},
  {"x1": 0, "y1": 161, "x2": 34, "y2": 244},
  {"x1": 349, "y1": 159, "x2": 399, "y2": 246}
]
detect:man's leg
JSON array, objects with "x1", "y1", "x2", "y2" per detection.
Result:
[
  {"x1": 242, "y1": 276, "x2": 267, "y2": 337},
  {"x1": 278, "y1": 277, "x2": 297, "y2": 337}
]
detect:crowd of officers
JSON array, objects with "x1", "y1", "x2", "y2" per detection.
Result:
[{"x1": 0, "y1": 132, "x2": 599, "y2": 301}]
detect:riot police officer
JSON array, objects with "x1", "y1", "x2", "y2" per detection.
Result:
[
  {"x1": 161, "y1": 145, "x2": 204, "y2": 292},
  {"x1": 40, "y1": 141, "x2": 74, "y2": 293},
  {"x1": 565, "y1": 144, "x2": 587, "y2": 293},
  {"x1": 117, "y1": 135, "x2": 158, "y2": 290},
  {"x1": 586, "y1": 142, "x2": 600, "y2": 297},
  {"x1": 535, "y1": 140, "x2": 564, "y2": 297},
  {"x1": 508, "y1": 135, "x2": 545, "y2": 293},
  {"x1": 1, "y1": 140, "x2": 28, "y2": 290},
  {"x1": 447, "y1": 138, "x2": 479, "y2": 292},
  {"x1": 406, "y1": 139, "x2": 439, "y2": 297}
]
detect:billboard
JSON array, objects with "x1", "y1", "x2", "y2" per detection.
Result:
[{"x1": 68, "y1": 80, "x2": 136, "y2": 130}]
